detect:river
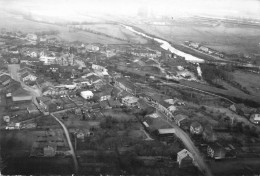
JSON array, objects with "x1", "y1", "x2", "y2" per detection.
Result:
[{"x1": 121, "y1": 25, "x2": 205, "y2": 63}]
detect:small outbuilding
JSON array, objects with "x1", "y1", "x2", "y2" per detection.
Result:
[{"x1": 80, "y1": 90, "x2": 94, "y2": 99}]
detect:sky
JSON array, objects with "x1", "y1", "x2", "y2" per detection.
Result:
[{"x1": 0, "y1": 0, "x2": 260, "y2": 20}]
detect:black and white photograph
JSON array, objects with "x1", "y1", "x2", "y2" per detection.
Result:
[{"x1": 0, "y1": 0, "x2": 260, "y2": 175}]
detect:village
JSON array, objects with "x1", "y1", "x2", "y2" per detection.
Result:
[{"x1": 1, "y1": 28, "x2": 260, "y2": 175}]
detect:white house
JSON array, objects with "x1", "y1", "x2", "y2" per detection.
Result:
[
  {"x1": 26, "y1": 33, "x2": 37, "y2": 41},
  {"x1": 39, "y1": 56, "x2": 56, "y2": 65},
  {"x1": 122, "y1": 96, "x2": 139, "y2": 107},
  {"x1": 190, "y1": 121, "x2": 203, "y2": 135},
  {"x1": 250, "y1": 114, "x2": 260, "y2": 124},
  {"x1": 28, "y1": 51, "x2": 38, "y2": 58},
  {"x1": 189, "y1": 42, "x2": 200, "y2": 48},
  {"x1": 177, "y1": 149, "x2": 194, "y2": 168},
  {"x1": 81, "y1": 90, "x2": 94, "y2": 99},
  {"x1": 21, "y1": 72, "x2": 37, "y2": 82},
  {"x1": 85, "y1": 44, "x2": 99, "y2": 52},
  {"x1": 92, "y1": 64, "x2": 106, "y2": 72}
]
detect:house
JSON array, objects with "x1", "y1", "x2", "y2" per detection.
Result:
[
  {"x1": 21, "y1": 72, "x2": 37, "y2": 82},
  {"x1": 20, "y1": 57, "x2": 40, "y2": 64},
  {"x1": 36, "y1": 96, "x2": 52, "y2": 111},
  {"x1": 115, "y1": 77, "x2": 137, "y2": 94},
  {"x1": 74, "y1": 59, "x2": 86, "y2": 70},
  {"x1": 214, "y1": 52, "x2": 224, "y2": 58},
  {"x1": 106, "y1": 49, "x2": 116, "y2": 58},
  {"x1": 229, "y1": 104, "x2": 236, "y2": 112},
  {"x1": 190, "y1": 121, "x2": 203, "y2": 135},
  {"x1": 27, "y1": 104, "x2": 40, "y2": 114},
  {"x1": 208, "y1": 49, "x2": 215, "y2": 55},
  {"x1": 92, "y1": 64, "x2": 106, "y2": 72},
  {"x1": 23, "y1": 49, "x2": 38, "y2": 58},
  {"x1": 39, "y1": 56, "x2": 56, "y2": 65},
  {"x1": 203, "y1": 127, "x2": 217, "y2": 142},
  {"x1": 42, "y1": 86, "x2": 67, "y2": 97},
  {"x1": 85, "y1": 73, "x2": 102, "y2": 85},
  {"x1": 26, "y1": 33, "x2": 37, "y2": 41},
  {"x1": 122, "y1": 96, "x2": 139, "y2": 107},
  {"x1": 108, "y1": 98, "x2": 121, "y2": 108},
  {"x1": 29, "y1": 51, "x2": 38, "y2": 58},
  {"x1": 19, "y1": 65, "x2": 34, "y2": 75},
  {"x1": 55, "y1": 81, "x2": 77, "y2": 90},
  {"x1": 207, "y1": 144, "x2": 226, "y2": 159},
  {"x1": 95, "y1": 84, "x2": 113, "y2": 101},
  {"x1": 37, "y1": 96, "x2": 61, "y2": 112},
  {"x1": 177, "y1": 149, "x2": 194, "y2": 168},
  {"x1": 250, "y1": 114, "x2": 260, "y2": 124},
  {"x1": 43, "y1": 145, "x2": 56, "y2": 157},
  {"x1": 12, "y1": 88, "x2": 32, "y2": 102},
  {"x1": 199, "y1": 46, "x2": 209, "y2": 53},
  {"x1": 10, "y1": 57, "x2": 19, "y2": 64},
  {"x1": 5, "y1": 80, "x2": 22, "y2": 93},
  {"x1": 175, "y1": 114, "x2": 189, "y2": 127},
  {"x1": 0, "y1": 74, "x2": 11, "y2": 86},
  {"x1": 189, "y1": 42, "x2": 200, "y2": 49},
  {"x1": 100, "y1": 100, "x2": 110, "y2": 109},
  {"x1": 92, "y1": 79, "x2": 105, "y2": 90},
  {"x1": 145, "y1": 112, "x2": 160, "y2": 119},
  {"x1": 81, "y1": 90, "x2": 94, "y2": 99},
  {"x1": 85, "y1": 44, "x2": 99, "y2": 52},
  {"x1": 3, "y1": 115, "x2": 10, "y2": 123},
  {"x1": 167, "y1": 105, "x2": 177, "y2": 114}
]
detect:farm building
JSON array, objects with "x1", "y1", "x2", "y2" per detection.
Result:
[{"x1": 156, "y1": 128, "x2": 175, "y2": 137}]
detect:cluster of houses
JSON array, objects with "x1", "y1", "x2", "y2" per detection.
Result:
[
  {"x1": 185, "y1": 41, "x2": 224, "y2": 58},
  {"x1": 127, "y1": 48, "x2": 161, "y2": 58},
  {"x1": 138, "y1": 92, "x2": 236, "y2": 161}
]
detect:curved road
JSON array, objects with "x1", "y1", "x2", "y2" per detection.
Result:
[
  {"x1": 144, "y1": 100, "x2": 213, "y2": 176},
  {"x1": 51, "y1": 112, "x2": 79, "y2": 173}
]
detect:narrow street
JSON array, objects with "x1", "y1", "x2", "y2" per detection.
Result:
[
  {"x1": 143, "y1": 99, "x2": 213, "y2": 176},
  {"x1": 50, "y1": 112, "x2": 79, "y2": 173}
]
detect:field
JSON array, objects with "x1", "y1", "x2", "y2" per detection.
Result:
[
  {"x1": 133, "y1": 20, "x2": 260, "y2": 55},
  {"x1": 232, "y1": 70, "x2": 260, "y2": 95},
  {"x1": 177, "y1": 79, "x2": 260, "y2": 106},
  {"x1": 0, "y1": 11, "x2": 145, "y2": 44},
  {"x1": 73, "y1": 24, "x2": 147, "y2": 44}
]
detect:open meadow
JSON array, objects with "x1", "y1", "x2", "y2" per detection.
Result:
[
  {"x1": 0, "y1": 11, "x2": 145, "y2": 44},
  {"x1": 133, "y1": 19, "x2": 260, "y2": 55}
]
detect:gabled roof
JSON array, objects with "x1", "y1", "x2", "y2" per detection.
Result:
[
  {"x1": 175, "y1": 114, "x2": 188, "y2": 122},
  {"x1": 108, "y1": 99, "x2": 121, "y2": 107},
  {"x1": 158, "y1": 128, "x2": 175, "y2": 134},
  {"x1": 12, "y1": 88, "x2": 31, "y2": 97},
  {"x1": 86, "y1": 74, "x2": 101, "y2": 82},
  {"x1": 95, "y1": 84, "x2": 113, "y2": 97},
  {"x1": 116, "y1": 77, "x2": 137, "y2": 90},
  {"x1": 178, "y1": 149, "x2": 193, "y2": 160},
  {"x1": 0, "y1": 74, "x2": 11, "y2": 83},
  {"x1": 21, "y1": 71, "x2": 37, "y2": 79},
  {"x1": 100, "y1": 100, "x2": 109, "y2": 108},
  {"x1": 190, "y1": 121, "x2": 202, "y2": 128}
]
